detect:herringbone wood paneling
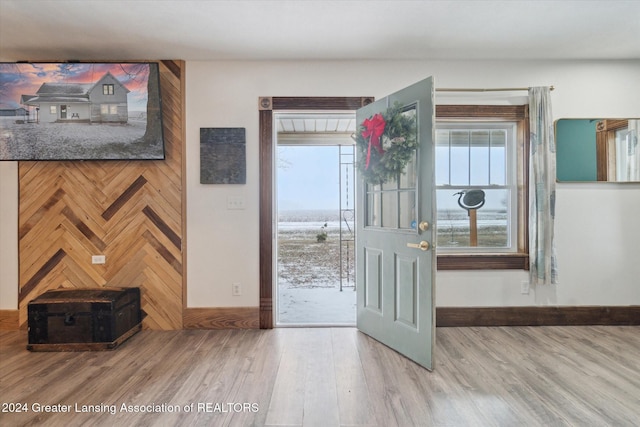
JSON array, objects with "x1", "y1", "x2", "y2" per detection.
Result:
[{"x1": 18, "y1": 61, "x2": 185, "y2": 330}]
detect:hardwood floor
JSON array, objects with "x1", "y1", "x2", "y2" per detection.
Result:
[{"x1": 1, "y1": 326, "x2": 639, "y2": 426}]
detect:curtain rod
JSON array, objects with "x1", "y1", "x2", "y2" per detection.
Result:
[{"x1": 436, "y1": 86, "x2": 554, "y2": 92}]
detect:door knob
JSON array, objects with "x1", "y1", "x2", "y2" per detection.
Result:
[
  {"x1": 419, "y1": 221, "x2": 430, "y2": 231},
  {"x1": 407, "y1": 241, "x2": 430, "y2": 251}
]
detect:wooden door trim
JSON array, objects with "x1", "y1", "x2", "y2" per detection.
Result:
[
  {"x1": 258, "y1": 97, "x2": 373, "y2": 328},
  {"x1": 595, "y1": 119, "x2": 629, "y2": 181}
]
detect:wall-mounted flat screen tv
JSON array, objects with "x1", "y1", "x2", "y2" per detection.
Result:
[{"x1": 0, "y1": 62, "x2": 165, "y2": 161}]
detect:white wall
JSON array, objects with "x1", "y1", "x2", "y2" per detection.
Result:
[
  {"x1": 0, "y1": 162, "x2": 18, "y2": 309},
  {"x1": 2, "y1": 59, "x2": 639, "y2": 311},
  {"x1": 185, "y1": 59, "x2": 640, "y2": 308}
]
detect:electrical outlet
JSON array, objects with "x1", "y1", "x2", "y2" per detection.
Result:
[
  {"x1": 521, "y1": 280, "x2": 530, "y2": 295},
  {"x1": 232, "y1": 283, "x2": 242, "y2": 296},
  {"x1": 92, "y1": 255, "x2": 106, "y2": 264},
  {"x1": 227, "y1": 196, "x2": 246, "y2": 210}
]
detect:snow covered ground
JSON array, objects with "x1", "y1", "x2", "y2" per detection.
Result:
[
  {"x1": 0, "y1": 115, "x2": 163, "y2": 160},
  {"x1": 277, "y1": 210, "x2": 356, "y2": 325}
]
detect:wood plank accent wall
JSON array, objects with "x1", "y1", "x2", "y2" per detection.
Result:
[
  {"x1": 17, "y1": 60, "x2": 185, "y2": 330},
  {"x1": 0, "y1": 310, "x2": 19, "y2": 330}
]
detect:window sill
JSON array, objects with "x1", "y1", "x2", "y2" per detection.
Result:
[{"x1": 437, "y1": 253, "x2": 529, "y2": 270}]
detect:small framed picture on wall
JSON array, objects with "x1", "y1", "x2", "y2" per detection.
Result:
[{"x1": 200, "y1": 127, "x2": 246, "y2": 184}]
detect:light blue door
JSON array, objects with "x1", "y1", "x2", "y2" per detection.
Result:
[{"x1": 356, "y1": 77, "x2": 436, "y2": 370}]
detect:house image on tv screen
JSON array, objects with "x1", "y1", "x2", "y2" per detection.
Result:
[{"x1": 21, "y1": 72, "x2": 130, "y2": 124}]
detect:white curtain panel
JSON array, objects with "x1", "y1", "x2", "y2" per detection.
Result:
[{"x1": 529, "y1": 87, "x2": 558, "y2": 285}]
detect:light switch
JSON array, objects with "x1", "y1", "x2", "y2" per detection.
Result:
[{"x1": 227, "y1": 196, "x2": 246, "y2": 210}]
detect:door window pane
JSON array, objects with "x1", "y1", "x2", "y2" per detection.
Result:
[
  {"x1": 367, "y1": 191, "x2": 380, "y2": 227},
  {"x1": 381, "y1": 191, "x2": 397, "y2": 228},
  {"x1": 381, "y1": 177, "x2": 397, "y2": 191},
  {"x1": 399, "y1": 152, "x2": 417, "y2": 189},
  {"x1": 399, "y1": 190, "x2": 416, "y2": 229}
]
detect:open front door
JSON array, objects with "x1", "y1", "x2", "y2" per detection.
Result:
[{"x1": 356, "y1": 77, "x2": 435, "y2": 370}]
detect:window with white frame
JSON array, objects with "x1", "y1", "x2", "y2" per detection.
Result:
[
  {"x1": 436, "y1": 122, "x2": 517, "y2": 251},
  {"x1": 434, "y1": 105, "x2": 529, "y2": 270}
]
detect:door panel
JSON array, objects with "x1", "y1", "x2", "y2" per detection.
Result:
[
  {"x1": 394, "y1": 254, "x2": 418, "y2": 328},
  {"x1": 356, "y1": 77, "x2": 435, "y2": 370},
  {"x1": 364, "y1": 248, "x2": 382, "y2": 312}
]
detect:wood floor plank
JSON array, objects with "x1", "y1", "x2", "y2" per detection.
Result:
[
  {"x1": 1, "y1": 326, "x2": 639, "y2": 426},
  {"x1": 183, "y1": 330, "x2": 269, "y2": 426},
  {"x1": 331, "y1": 328, "x2": 376, "y2": 426},
  {"x1": 264, "y1": 328, "x2": 307, "y2": 426},
  {"x1": 302, "y1": 328, "x2": 340, "y2": 427},
  {"x1": 355, "y1": 330, "x2": 430, "y2": 426},
  {"x1": 438, "y1": 327, "x2": 562, "y2": 425},
  {"x1": 217, "y1": 329, "x2": 284, "y2": 427}
]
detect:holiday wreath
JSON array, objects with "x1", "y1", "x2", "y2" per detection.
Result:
[{"x1": 355, "y1": 102, "x2": 418, "y2": 185}]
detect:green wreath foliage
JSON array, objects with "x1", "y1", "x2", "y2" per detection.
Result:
[{"x1": 355, "y1": 102, "x2": 418, "y2": 185}]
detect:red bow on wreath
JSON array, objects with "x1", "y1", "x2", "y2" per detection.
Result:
[{"x1": 362, "y1": 113, "x2": 386, "y2": 169}]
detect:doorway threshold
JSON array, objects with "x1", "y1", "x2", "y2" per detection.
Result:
[
  {"x1": 276, "y1": 323, "x2": 356, "y2": 328},
  {"x1": 277, "y1": 286, "x2": 356, "y2": 326}
]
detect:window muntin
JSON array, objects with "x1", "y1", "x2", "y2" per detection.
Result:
[{"x1": 435, "y1": 122, "x2": 517, "y2": 252}]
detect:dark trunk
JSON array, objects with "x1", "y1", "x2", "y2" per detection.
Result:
[{"x1": 143, "y1": 63, "x2": 162, "y2": 145}]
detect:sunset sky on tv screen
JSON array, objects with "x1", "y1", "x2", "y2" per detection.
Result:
[{"x1": 0, "y1": 63, "x2": 151, "y2": 111}]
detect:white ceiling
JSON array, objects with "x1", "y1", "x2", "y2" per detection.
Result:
[{"x1": 1, "y1": 0, "x2": 639, "y2": 61}]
